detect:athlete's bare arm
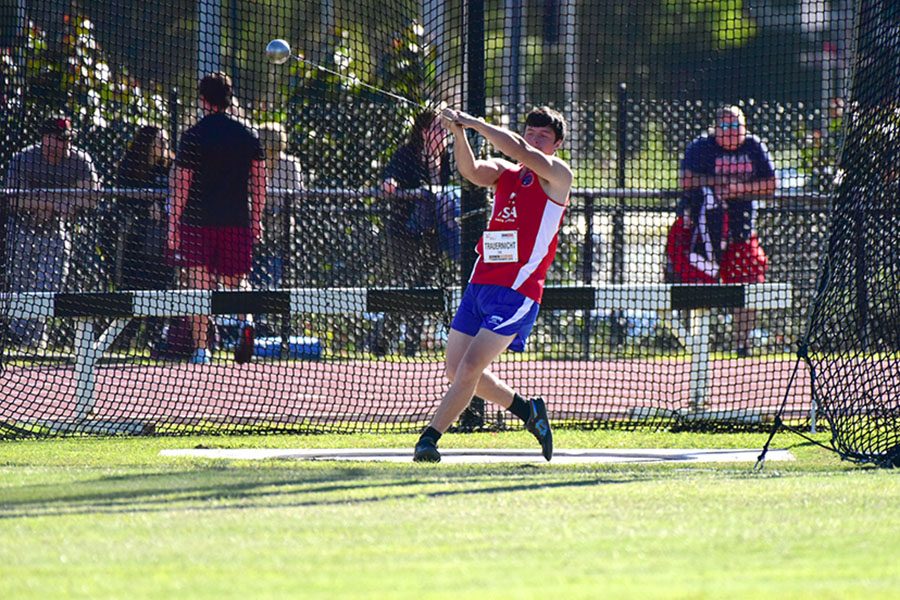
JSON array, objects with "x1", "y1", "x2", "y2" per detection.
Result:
[
  {"x1": 442, "y1": 112, "x2": 514, "y2": 188},
  {"x1": 681, "y1": 170, "x2": 728, "y2": 191},
  {"x1": 250, "y1": 159, "x2": 267, "y2": 241},
  {"x1": 442, "y1": 108, "x2": 572, "y2": 204},
  {"x1": 720, "y1": 174, "x2": 776, "y2": 199}
]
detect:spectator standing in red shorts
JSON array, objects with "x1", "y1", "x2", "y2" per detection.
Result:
[
  {"x1": 168, "y1": 73, "x2": 267, "y2": 364},
  {"x1": 678, "y1": 106, "x2": 777, "y2": 356}
]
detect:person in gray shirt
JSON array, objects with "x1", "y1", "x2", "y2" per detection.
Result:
[{"x1": 4, "y1": 116, "x2": 99, "y2": 348}]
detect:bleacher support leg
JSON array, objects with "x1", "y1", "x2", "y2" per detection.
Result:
[
  {"x1": 73, "y1": 319, "x2": 97, "y2": 422},
  {"x1": 688, "y1": 309, "x2": 712, "y2": 411}
]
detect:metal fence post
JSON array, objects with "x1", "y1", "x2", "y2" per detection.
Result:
[
  {"x1": 610, "y1": 83, "x2": 628, "y2": 347},
  {"x1": 458, "y1": 0, "x2": 487, "y2": 431},
  {"x1": 581, "y1": 197, "x2": 594, "y2": 358}
]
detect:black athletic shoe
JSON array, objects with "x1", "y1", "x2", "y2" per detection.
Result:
[
  {"x1": 526, "y1": 397, "x2": 553, "y2": 461},
  {"x1": 234, "y1": 324, "x2": 255, "y2": 364},
  {"x1": 413, "y1": 438, "x2": 441, "y2": 463}
]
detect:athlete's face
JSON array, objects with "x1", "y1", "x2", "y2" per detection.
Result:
[
  {"x1": 524, "y1": 125, "x2": 562, "y2": 155},
  {"x1": 715, "y1": 115, "x2": 747, "y2": 151}
]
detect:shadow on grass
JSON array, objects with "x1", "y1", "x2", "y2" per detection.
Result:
[{"x1": 0, "y1": 464, "x2": 647, "y2": 519}]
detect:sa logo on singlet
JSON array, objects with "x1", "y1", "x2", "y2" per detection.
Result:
[
  {"x1": 497, "y1": 170, "x2": 535, "y2": 223},
  {"x1": 497, "y1": 205, "x2": 518, "y2": 222}
]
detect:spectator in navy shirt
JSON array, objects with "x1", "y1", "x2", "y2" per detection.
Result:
[
  {"x1": 680, "y1": 105, "x2": 777, "y2": 357},
  {"x1": 371, "y1": 109, "x2": 452, "y2": 357}
]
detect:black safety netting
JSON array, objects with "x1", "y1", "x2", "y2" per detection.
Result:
[
  {"x1": 0, "y1": 0, "x2": 891, "y2": 455},
  {"x1": 800, "y1": 0, "x2": 900, "y2": 466}
]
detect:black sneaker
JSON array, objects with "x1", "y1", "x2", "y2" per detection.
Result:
[
  {"x1": 525, "y1": 397, "x2": 553, "y2": 461},
  {"x1": 413, "y1": 438, "x2": 441, "y2": 463},
  {"x1": 234, "y1": 324, "x2": 255, "y2": 364}
]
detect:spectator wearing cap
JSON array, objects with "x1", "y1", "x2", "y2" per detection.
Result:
[{"x1": 3, "y1": 116, "x2": 99, "y2": 348}]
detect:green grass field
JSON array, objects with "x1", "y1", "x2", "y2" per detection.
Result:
[{"x1": 1, "y1": 430, "x2": 898, "y2": 599}]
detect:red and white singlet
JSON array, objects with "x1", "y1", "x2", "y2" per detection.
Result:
[{"x1": 470, "y1": 164, "x2": 567, "y2": 303}]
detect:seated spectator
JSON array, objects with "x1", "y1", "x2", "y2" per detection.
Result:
[
  {"x1": 372, "y1": 109, "x2": 453, "y2": 357},
  {"x1": 252, "y1": 121, "x2": 303, "y2": 291},
  {"x1": 111, "y1": 125, "x2": 175, "y2": 352},
  {"x1": 4, "y1": 116, "x2": 99, "y2": 348},
  {"x1": 116, "y1": 125, "x2": 174, "y2": 290}
]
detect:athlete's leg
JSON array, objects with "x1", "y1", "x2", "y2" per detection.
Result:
[
  {"x1": 178, "y1": 224, "x2": 215, "y2": 359},
  {"x1": 430, "y1": 327, "x2": 515, "y2": 433},
  {"x1": 733, "y1": 307, "x2": 756, "y2": 354},
  {"x1": 426, "y1": 326, "x2": 552, "y2": 461},
  {"x1": 722, "y1": 235, "x2": 767, "y2": 356},
  {"x1": 444, "y1": 328, "x2": 515, "y2": 409}
]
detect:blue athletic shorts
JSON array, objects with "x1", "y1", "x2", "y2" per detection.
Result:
[{"x1": 450, "y1": 283, "x2": 540, "y2": 352}]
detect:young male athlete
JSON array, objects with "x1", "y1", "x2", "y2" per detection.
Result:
[{"x1": 413, "y1": 106, "x2": 573, "y2": 463}]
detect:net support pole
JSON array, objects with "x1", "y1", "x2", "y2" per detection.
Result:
[
  {"x1": 423, "y1": 0, "x2": 452, "y2": 104},
  {"x1": 458, "y1": 0, "x2": 487, "y2": 431},
  {"x1": 198, "y1": 0, "x2": 223, "y2": 78},
  {"x1": 560, "y1": 0, "x2": 578, "y2": 168},
  {"x1": 609, "y1": 83, "x2": 628, "y2": 347},
  {"x1": 168, "y1": 87, "x2": 180, "y2": 152},
  {"x1": 229, "y1": 0, "x2": 239, "y2": 94},
  {"x1": 581, "y1": 198, "x2": 595, "y2": 359},
  {"x1": 502, "y1": 0, "x2": 523, "y2": 132}
]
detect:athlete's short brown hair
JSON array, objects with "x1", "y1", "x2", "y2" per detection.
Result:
[{"x1": 525, "y1": 106, "x2": 566, "y2": 142}]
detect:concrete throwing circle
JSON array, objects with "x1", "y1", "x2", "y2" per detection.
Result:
[{"x1": 160, "y1": 448, "x2": 794, "y2": 464}]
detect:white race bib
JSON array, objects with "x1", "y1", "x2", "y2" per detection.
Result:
[{"x1": 483, "y1": 230, "x2": 518, "y2": 263}]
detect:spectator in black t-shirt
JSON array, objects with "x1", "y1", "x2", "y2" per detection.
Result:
[{"x1": 168, "y1": 72, "x2": 267, "y2": 365}]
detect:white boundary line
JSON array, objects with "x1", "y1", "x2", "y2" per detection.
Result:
[{"x1": 159, "y1": 448, "x2": 795, "y2": 464}]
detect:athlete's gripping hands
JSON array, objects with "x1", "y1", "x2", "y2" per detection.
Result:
[
  {"x1": 413, "y1": 107, "x2": 572, "y2": 463},
  {"x1": 440, "y1": 107, "x2": 571, "y2": 205}
]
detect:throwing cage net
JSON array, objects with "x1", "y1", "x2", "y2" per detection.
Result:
[
  {"x1": 0, "y1": 1, "x2": 892, "y2": 453},
  {"x1": 790, "y1": 0, "x2": 900, "y2": 467}
]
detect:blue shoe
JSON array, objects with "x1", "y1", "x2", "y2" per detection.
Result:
[
  {"x1": 413, "y1": 438, "x2": 441, "y2": 463},
  {"x1": 190, "y1": 348, "x2": 212, "y2": 365},
  {"x1": 526, "y1": 397, "x2": 553, "y2": 461}
]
